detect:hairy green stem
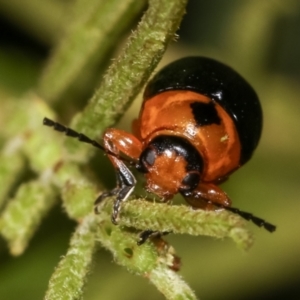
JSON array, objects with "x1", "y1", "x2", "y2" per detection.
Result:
[
  {"x1": 71, "y1": 0, "x2": 188, "y2": 139},
  {"x1": 149, "y1": 266, "x2": 198, "y2": 300},
  {"x1": 99, "y1": 198, "x2": 254, "y2": 251},
  {"x1": 96, "y1": 208, "x2": 197, "y2": 300},
  {"x1": 0, "y1": 180, "x2": 57, "y2": 255},
  {"x1": 38, "y1": 0, "x2": 146, "y2": 103},
  {"x1": 0, "y1": 150, "x2": 25, "y2": 209},
  {"x1": 44, "y1": 214, "x2": 98, "y2": 300}
]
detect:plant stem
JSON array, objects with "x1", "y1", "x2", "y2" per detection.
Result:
[
  {"x1": 0, "y1": 180, "x2": 57, "y2": 255},
  {"x1": 71, "y1": 0, "x2": 188, "y2": 138},
  {"x1": 44, "y1": 214, "x2": 98, "y2": 300},
  {"x1": 149, "y1": 265, "x2": 198, "y2": 300},
  {"x1": 96, "y1": 207, "x2": 197, "y2": 300},
  {"x1": 38, "y1": 0, "x2": 147, "y2": 103},
  {"x1": 100, "y1": 198, "x2": 254, "y2": 251}
]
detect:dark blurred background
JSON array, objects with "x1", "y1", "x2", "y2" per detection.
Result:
[{"x1": 0, "y1": 0, "x2": 300, "y2": 299}]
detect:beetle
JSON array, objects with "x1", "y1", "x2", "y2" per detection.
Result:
[{"x1": 44, "y1": 56, "x2": 276, "y2": 240}]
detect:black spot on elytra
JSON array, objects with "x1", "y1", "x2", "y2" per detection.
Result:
[{"x1": 190, "y1": 101, "x2": 221, "y2": 126}]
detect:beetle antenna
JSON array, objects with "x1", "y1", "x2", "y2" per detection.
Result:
[
  {"x1": 212, "y1": 202, "x2": 276, "y2": 232},
  {"x1": 43, "y1": 117, "x2": 106, "y2": 150},
  {"x1": 43, "y1": 117, "x2": 131, "y2": 163}
]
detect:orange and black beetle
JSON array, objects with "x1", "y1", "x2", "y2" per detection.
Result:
[{"x1": 44, "y1": 56, "x2": 276, "y2": 238}]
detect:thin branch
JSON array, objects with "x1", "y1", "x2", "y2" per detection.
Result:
[
  {"x1": 0, "y1": 180, "x2": 57, "y2": 255},
  {"x1": 96, "y1": 206, "x2": 198, "y2": 300},
  {"x1": 71, "y1": 0, "x2": 188, "y2": 138},
  {"x1": 100, "y1": 198, "x2": 254, "y2": 251},
  {"x1": 38, "y1": 0, "x2": 147, "y2": 103},
  {"x1": 44, "y1": 214, "x2": 98, "y2": 300}
]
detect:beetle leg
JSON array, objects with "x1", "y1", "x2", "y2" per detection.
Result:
[
  {"x1": 94, "y1": 156, "x2": 136, "y2": 223},
  {"x1": 103, "y1": 128, "x2": 142, "y2": 161},
  {"x1": 94, "y1": 188, "x2": 118, "y2": 209},
  {"x1": 137, "y1": 230, "x2": 169, "y2": 245},
  {"x1": 181, "y1": 182, "x2": 276, "y2": 232},
  {"x1": 94, "y1": 128, "x2": 142, "y2": 223},
  {"x1": 181, "y1": 182, "x2": 231, "y2": 210},
  {"x1": 94, "y1": 152, "x2": 137, "y2": 224},
  {"x1": 111, "y1": 162, "x2": 136, "y2": 224}
]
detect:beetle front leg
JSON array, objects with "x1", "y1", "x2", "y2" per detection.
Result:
[
  {"x1": 110, "y1": 161, "x2": 136, "y2": 224},
  {"x1": 181, "y1": 182, "x2": 232, "y2": 210},
  {"x1": 94, "y1": 152, "x2": 136, "y2": 224},
  {"x1": 94, "y1": 128, "x2": 142, "y2": 223}
]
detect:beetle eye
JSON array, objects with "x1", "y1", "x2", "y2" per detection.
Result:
[
  {"x1": 136, "y1": 147, "x2": 157, "y2": 173},
  {"x1": 143, "y1": 147, "x2": 156, "y2": 166},
  {"x1": 180, "y1": 172, "x2": 200, "y2": 191}
]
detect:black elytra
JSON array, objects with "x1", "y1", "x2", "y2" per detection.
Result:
[{"x1": 144, "y1": 56, "x2": 263, "y2": 165}]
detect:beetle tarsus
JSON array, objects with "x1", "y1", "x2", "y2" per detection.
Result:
[
  {"x1": 138, "y1": 230, "x2": 155, "y2": 245},
  {"x1": 111, "y1": 185, "x2": 134, "y2": 224},
  {"x1": 137, "y1": 230, "x2": 169, "y2": 245},
  {"x1": 94, "y1": 189, "x2": 119, "y2": 214}
]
